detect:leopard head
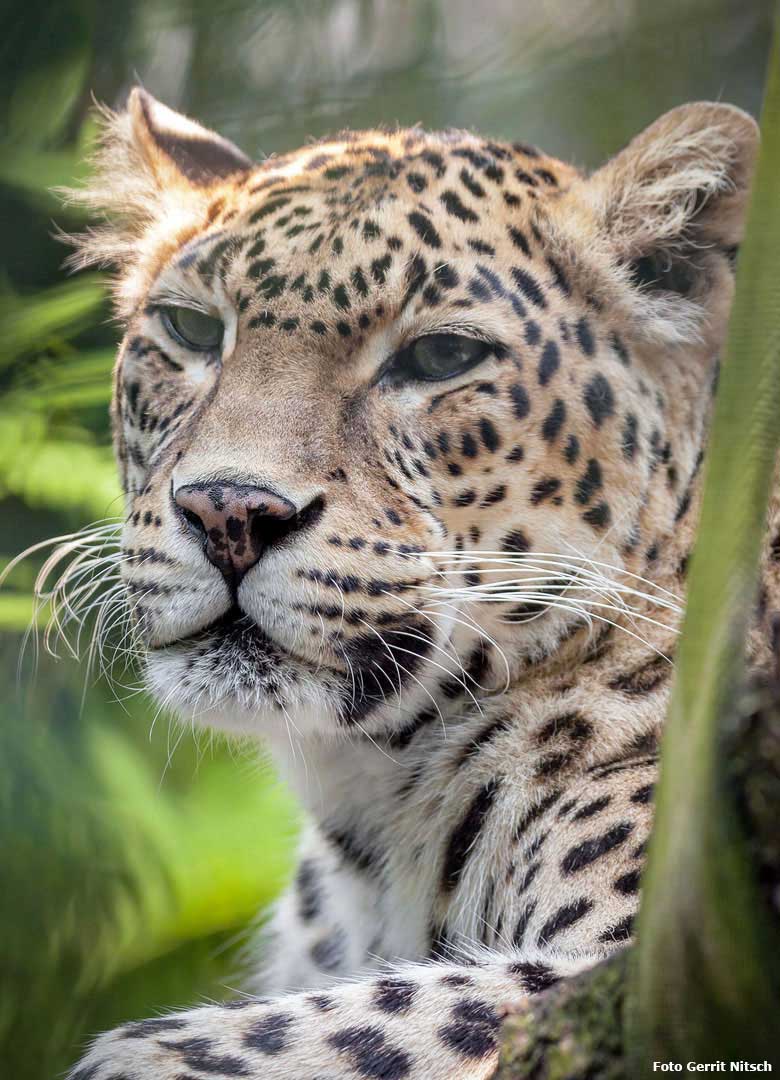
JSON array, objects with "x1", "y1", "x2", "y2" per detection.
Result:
[{"x1": 62, "y1": 89, "x2": 757, "y2": 741}]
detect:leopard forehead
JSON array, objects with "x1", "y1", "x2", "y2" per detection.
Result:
[{"x1": 146, "y1": 128, "x2": 583, "y2": 343}]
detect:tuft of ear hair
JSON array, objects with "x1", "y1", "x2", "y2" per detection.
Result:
[
  {"x1": 61, "y1": 88, "x2": 252, "y2": 295},
  {"x1": 589, "y1": 102, "x2": 758, "y2": 293},
  {"x1": 127, "y1": 88, "x2": 252, "y2": 187}
]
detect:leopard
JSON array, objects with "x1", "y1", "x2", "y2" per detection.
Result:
[{"x1": 53, "y1": 88, "x2": 768, "y2": 1079}]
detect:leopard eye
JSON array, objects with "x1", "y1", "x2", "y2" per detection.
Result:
[
  {"x1": 161, "y1": 306, "x2": 224, "y2": 352},
  {"x1": 388, "y1": 333, "x2": 494, "y2": 384}
]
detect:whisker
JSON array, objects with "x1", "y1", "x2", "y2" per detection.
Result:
[{"x1": 401, "y1": 549, "x2": 683, "y2": 605}]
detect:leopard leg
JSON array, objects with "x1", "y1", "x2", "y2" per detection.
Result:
[{"x1": 70, "y1": 949, "x2": 601, "y2": 1080}]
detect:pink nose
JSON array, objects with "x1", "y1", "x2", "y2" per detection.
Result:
[{"x1": 174, "y1": 482, "x2": 297, "y2": 583}]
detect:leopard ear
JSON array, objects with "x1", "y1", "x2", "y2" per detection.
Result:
[
  {"x1": 586, "y1": 102, "x2": 758, "y2": 299},
  {"x1": 127, "y1": 87, "x2": 252, "y2": 187},
  {"x1": 62, "y1": 89, "x2": 253, "y2": 314}
]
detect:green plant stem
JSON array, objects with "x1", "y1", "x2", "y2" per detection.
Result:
[{"x1": 625, "y1": 20, "x2": 780, "y2": 1072}]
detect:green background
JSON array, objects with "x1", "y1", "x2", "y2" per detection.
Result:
[{"x1": 0, "y1": 1, "x2": 772, "y2": 1076}]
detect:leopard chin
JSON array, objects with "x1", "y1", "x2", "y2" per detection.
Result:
[
  {"x1": 143, "y1": 616, "x2": 348, "y2": 738},
  {"x1": 142, "y1": 603, "x2": 439, "y2": 737}
]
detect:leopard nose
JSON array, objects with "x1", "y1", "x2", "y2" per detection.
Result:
[{"x1": 174, "y1": 481, "x2": 309, "y2": 584}]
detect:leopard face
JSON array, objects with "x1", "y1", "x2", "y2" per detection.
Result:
[{"x1": 75, "y1": 90, "x2": 756, "y2": 739}]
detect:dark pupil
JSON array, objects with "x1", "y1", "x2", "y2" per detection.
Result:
[
  {"x1": 169, "y1": 307, "x2": 223, "y2": 349},
  {"x1": 416, "y1": 336, "x2": 470, "y2": 375}
]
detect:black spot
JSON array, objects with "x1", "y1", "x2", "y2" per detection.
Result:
[
  {"x1": 373, "y1": 978, "x2": 418, "y2": 1014},
  {"x1": 158, "y1": 1035, "x2": 251, "y2": 1075},
  {"x1": 599, "y1": 914, "x2": 635, "y2": 943},
  {"x1": 333, "y1": 283, "x2": 351, "y2": 310},
  {"x1": 513, "y1": 789, "x2": 561, "y2": 841},
  {"x1": 536, "y1": 711, "x2": 592, "y2": 745},
  {"x1": 508, "y1": 226, "x2": 531, "y2": 256},
  {"x1": 610, "y1": 330, "x2": 630, "y2": 365},
  {"x1": 621, "y1": 414, "x2": 639, "y2": 459},
  {"x1": 561, "y1": 822, "x2": 635, "y2": 874},
  {"x1": 250, "y1": 196, "x2": 291, "y2": 222},
  {"x1": 308, "y1": 993, "x2": 336, "y2": 1011},
  {"x1": 631, "y1": 783, "x2": 655, "y2": 804},
  {"x1": 480, "y1": 484, "x2": 506, "y2": 507},
  {"x1": 479, "y1": 417, "x2": 501, "y2": 452},
  {"x1": 460, "y1": 168, "x2": 486, "y2": 198},
  {"x1": 583, "y1": 501, "x2": 611, "y2": 529},
  {"x1": 467, "y1": 276, "x2": 490, "y2": 302},
  {"x1": 546, "y1": 256, "x2": 570, "y2": 296},
  {"x1": 408, "y1": 211, "x2": 442, "y2": 249},
  {"x1": 510, "y1": 267, "x2": 546, "y2": 308},
  {"x1": 121, "y1": 1017, "x2": 188, "y2": 1038},
  {"x1": 325, "y1": 828, "x2": 379, "y2": 874},
  {"x1": 434, "y1": 264, "x2": 459, "y2": 289},
  {"x1": 614, "y1": 868, "x2": 642, "y2": 895},
  {"x1": 509, "y1": 960, "x2": 560, "y2": 994},
  {"x1": 438, "y1": 998, "x2": 501, "y2": 1059},
  {"x1": 69, "y1": 1067, "x2": 101, "y2": 1080},
  {"x1": 371, "y1": 255, "x2": 392, "y2": 284},
  {"x1": 461, "y1": 432, "x2": 478, "y2": 458},
  {"x1": 584, "y1": 374, "x2": 615, "y2": 427},
  {"x1": 516, "y1": 860, "x2": 541, "y2": 896},
  {"x1": 257, "y1": 274, "x2": 287, "y2": 300},
  {"x1": 296, "y1": 858, "x2": 322, "y2": 922},
  {"x1": 515, "y1": 168, "x2": 538, "y2": 187},
  {"x1": 574, "y1": 459, "x2": 603, "y2": 505},
  {"x1": 248, "y1": 256, "x2": 275, "y2": 279},
  {"x1": 402, "y1": 253, "x2": 428, "y2": 309},
  {"x1": 327, "y1": 1025, "x2": 412, "y2": 1080},
  {"x1": 243, "y1": 1012, "x2": 295, "y2": 1056},
  {"x1": 438, "y1": 975, "x2": 473, "y2": 994},
  {"x1": 541, "y1": 399, "x2": 566, "y2": 443},
  {"x1": 537, "y1": 897, "x2": 593, "y2": 945},
  {"x1": 510, "y1": 383, "x2": 530, "y2": 419},
  {"x1": 608, "y1": 656, "x2": 670, "y2": 695},
  {"x1": 511, "y1": 899, "x2": 537, "y2": 949},
  {"x1": 537, "y1": 339, "x2": 560, "y2": 385},
  {"x1": 441, "y1": 780, "x2": 500, "y2": 892},
  {"x1": 530, "y1": 477, "x2": 561, "y2": 505},
  {"x1": 454, "y1": 715, "x2": 511, "y2": 769},
  {"x1": 571, "y1": 795, "x2": 611, "y2": 821},
  {"x1": 440, "y1": 190, "x2": 479, "y2": 223},
  {"x1": 351, "y1": 267, "x2": 369, "y2": 297},
  {"x1": 674, "y1": 487, "x2": 693, "y2": 522},
  {"x1": 422, "y1": 149, "x2": 446, "y2": 177},
  {"x1": 311, "y1": 928, "x2": 346, "y2": 970},
  {"x1": 501, "y1": 528, "x2": 530, "y2": 554},
  {"x1": 576, "y1": 317, "x2": 595, "y2": 356},
  {"x1": 534, "y1": 750, "x2": 573, "y2": 778}
]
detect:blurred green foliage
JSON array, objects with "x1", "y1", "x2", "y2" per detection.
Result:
[{"x1": 0, "y1": 1, "x2": 772, "y2": 1076}]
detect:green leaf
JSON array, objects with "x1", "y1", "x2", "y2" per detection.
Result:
[{"x1": 0, "y1": 279, "x2": 107, "y2": 371}]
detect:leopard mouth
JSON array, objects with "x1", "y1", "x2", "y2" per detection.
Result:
[
  {"x1": 146, "y1": 603, "x2": 265, "y2": 651},
  {"x1": 149, "y1": 602, "x2": 344, "y2": 675}
]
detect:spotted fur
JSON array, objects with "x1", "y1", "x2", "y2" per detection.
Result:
[{"x1": 63, "y1": 89, "x2": 766, "y2": 1078}]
